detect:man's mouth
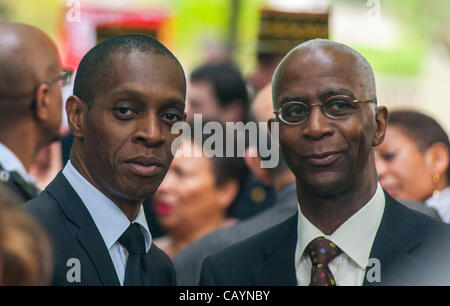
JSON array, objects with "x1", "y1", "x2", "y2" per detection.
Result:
[
  {"x1": 303, "y1": 152, "x2": 342, "y2": 167},
  {"x1": 125, "y1": 156, "x2": 163, "y2": 177}
]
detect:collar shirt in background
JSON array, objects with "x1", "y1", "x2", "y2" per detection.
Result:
[
  {"x1": 426, "y1": 187, "x2": 450, "y2": 224},
  {"x1": 0, "y1": 142, "x2": 41, "y2": 189}
]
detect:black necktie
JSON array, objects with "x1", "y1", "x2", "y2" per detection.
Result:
[{"x1": 118, "y1": 223, "x2": 147, "y2": 285}]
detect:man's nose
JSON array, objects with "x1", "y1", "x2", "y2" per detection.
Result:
[
  {"x1": 302, "y1": 105, "x2": 334, "y2": 140},
  {"x1": 132, "y1": 113, "x2": 165, "y2": 147}
]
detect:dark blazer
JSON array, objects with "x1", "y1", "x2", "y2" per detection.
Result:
[
  {"x1": 199, "y1": 191, "x2": 450, "y2": 286},
  {"x1": 174, "y1": 185, "x2": 297, "y2": 285},
  {"x1": 23, "y1": 172, "x2": 176, "y2": 286}
]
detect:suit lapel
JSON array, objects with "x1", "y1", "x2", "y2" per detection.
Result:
[
  {"x1": 46, "y1": 172, "x2": 120, "y2": 286},
  {"x1": 364, "y1": 191, "x2": 421, "y2": 286},
  {"x1": 253, "y1": 214, "x2": 298, "y2": 285}
]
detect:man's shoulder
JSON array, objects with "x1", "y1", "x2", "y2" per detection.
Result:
[
  {"x1": 146, "y1": 243, "x2": 176, "y2": 285},
  {"x1": 178, "y1": 188, "x2": 298, "y2": 258},
  {"x1": 206, "y1": 213, "x2": 297, "y2": 266},
  {"x1": 22, "y1": 175, "x2": 73, "y2": 233},
  {"x1": 23, "y1": 189, "x2": 60, "y2": 219},
  {"x1": 387, "y1": 194, "x2": 450, "y2": 236},
  {"x1": 199, "y1": 214, "x2": 298, "y2": 285}
]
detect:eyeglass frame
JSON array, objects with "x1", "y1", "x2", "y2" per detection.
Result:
[
  {"x1": 273, "y1": 97, "x2": 376, "y2": 125},
  {"x1": 29, "y1": 69, "x2": 73, "y2": 110}
]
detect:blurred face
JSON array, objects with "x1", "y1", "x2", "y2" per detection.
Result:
[
  {"x1": 75, "y1": 51, "x2": 186, "y2": 201},
  {"x1": 186, "y1": 81, "x2": 221, "y2": 121},
  {"x1": 273, "y1": 49, "x2": 386, "y2": 196},
  {"x1": 152, "y1": 141, "x2": 226, "y2": 233},
  {"x1": 375, "y1": 126, "x2": 434, "y2": 201},
  {"x1": 42, "y1": 50, "x2": 63, "y2": 143}
]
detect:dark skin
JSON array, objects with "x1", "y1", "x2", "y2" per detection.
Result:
[
  {"x1": 0, "y1": 22, "x2": 63, "y2": 171},
  {"x1": 270, "y1": 45, "x2": 388, "y2": 235},
  {"x1": 66, "y1": 51, "x2": 186, "y2": 221}
]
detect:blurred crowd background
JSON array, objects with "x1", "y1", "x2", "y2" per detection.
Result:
[
  {"x1": 1, "y1": 0, "x2": 449, "y2": 131},
  {"x1": 1, "y1": 0, "x2": 450, "y2": 285}
]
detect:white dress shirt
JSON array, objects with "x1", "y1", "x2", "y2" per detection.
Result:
[
  {"x1": 426, "y1": 187, "x2": 450, "y2": 224},
  {"x1": 62, "y1": 160, "x2": 152, "y2": 285},
  {"x1": 0, "y1": 142, "x2": 40, "y2": 189},
  {"x1": 295, "y1": 183, "x2": 385, "y2": 286}
]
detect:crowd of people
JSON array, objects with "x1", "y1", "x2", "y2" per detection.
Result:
[{"x1": 1, "y1": 21, "x2": 450, "y2": 286}]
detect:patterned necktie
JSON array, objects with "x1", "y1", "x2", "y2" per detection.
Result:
[
  {"x1": 118, "y1": 223, "x2": 147, "y2": 286},
  {"x1": 306, "y1": 237, "x2": 341, "y2": 286}
]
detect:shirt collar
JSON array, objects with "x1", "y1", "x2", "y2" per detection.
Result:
[
  {"x1": 425, "y1": 187, "x2": 450, "y2": 219},
  {"x1": 295, "y1": 183, "x2": 385, "y2": 269},
  {"x1": 62, "y1": 160, "x2": 152, "y2": 252},
  {"x1": 0, "y1": 142, "x2": 40, "y2": 188}
]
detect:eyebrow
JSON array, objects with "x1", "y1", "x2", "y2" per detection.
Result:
[
  {"x1": 277, "y1": 95, "x2": 308, "y2": 107},
  {"x1": 277, "y1": 88, "x2": 356, "y2": 107},
  {"x1": 163, "y1": 98, "x2": 186, "y2": 109},
  {"x1": 110, "y1": 88, "x2": 185, "y2": 107},
  {"x1": 318, "y1": 88, "x2": 356, "y2": 100}
]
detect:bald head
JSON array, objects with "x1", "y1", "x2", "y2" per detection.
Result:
[
  {"x1": 0, "y1": 22, "x2": 61, "y2": 108},
  {"x1": 272, "y1": 39, "x2": 376, "y2": 110}
]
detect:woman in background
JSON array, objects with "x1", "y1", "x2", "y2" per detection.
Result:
[
  {"x1": 152, "y1": 122, "x2": 248, "y2": 258},
  {"x1": 375, "y1": 110, "x2": 450, "y2": 222}
]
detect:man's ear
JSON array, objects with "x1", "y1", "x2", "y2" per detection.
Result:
[
  {"x1": 34, "y1": 83, "x2": 52, "y2": 121},
  {"x1": 372, "y1": 106, "x2": 388, "y2": 147},
  {"x1": 65, "y1": 95, "x2": 86, "y2": 138}
]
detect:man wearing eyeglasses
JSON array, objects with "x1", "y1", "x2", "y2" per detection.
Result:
[
  {"x1": 199, "y1": 39, "x2": 450, "y2": 286},
  {"x1": 0, "y1": 22, "x2": 71, "y2": 203}
]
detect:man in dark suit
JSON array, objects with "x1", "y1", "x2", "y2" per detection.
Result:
[
  {"x1": 199, "y1": 39, "x2": 450, "y2": 286},
  {"x1": 24, "y1": 34, "x2": 186, "y2": 285},
  {"x1": 0, "y1": 22, "x2": 67, "y2": 202}
]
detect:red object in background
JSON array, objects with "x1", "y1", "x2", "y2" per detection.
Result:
[{"x1": 60, "y1": 6, "x2": 172, "y2": 70}]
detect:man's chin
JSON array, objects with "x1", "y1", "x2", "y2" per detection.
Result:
[{"x1": 300, "y1": 177, "x2": 351, "y2": 198}]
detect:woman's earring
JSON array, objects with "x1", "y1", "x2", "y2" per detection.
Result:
[{"x1": 432, "y1": 174, "x2": 440, "y2": 197}]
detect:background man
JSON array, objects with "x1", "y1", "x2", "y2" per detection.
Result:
[
  {"x1": 199, "y1": 39, "x2": 450, "y2": 286},
  {"x1": 186, "y1": 62, "x2": 249, "y2": 123},
  {"x1": 24, "y1": 34, "x2": 186, "y2": 285},
  {"x1": 0, "y1": 22, "x2": 67, "y2": 202}
]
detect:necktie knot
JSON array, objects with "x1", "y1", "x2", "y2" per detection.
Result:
[
  {"x1": 307, "y1": 237, "x2": 341, "y2": 266},
  {"x1": 118, "y1": 223, "x2": 145, "y2": 255}
]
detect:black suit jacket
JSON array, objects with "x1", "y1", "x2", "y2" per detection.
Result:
[
  {"x1": 199, "y1": 191, "x2": 450, "y2": 285},
  {"x1": 23, "y1": 172, "x2": 176, "y2": 286}
]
